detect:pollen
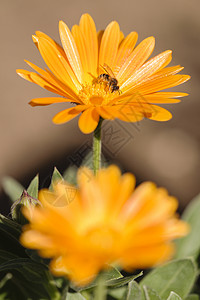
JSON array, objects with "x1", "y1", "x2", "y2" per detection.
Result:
[{"x1": 78, "y1": 82, "x2": 118, "y2": 106}]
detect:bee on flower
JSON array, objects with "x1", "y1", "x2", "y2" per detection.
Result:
[{"x1": 17, "y1": 14, "x2": 190, "y2": 134}]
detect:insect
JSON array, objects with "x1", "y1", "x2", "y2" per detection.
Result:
[{"x1": 98, "y1": 64, "x2": 120, "y2": 93}]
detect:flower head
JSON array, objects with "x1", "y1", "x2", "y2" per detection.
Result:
[
  {"x1": 20, "y1": 166, "x2": 188, "y2": 286},
  {"x1": 17, "y1": 14, "x2": 190, "y2": 134}
]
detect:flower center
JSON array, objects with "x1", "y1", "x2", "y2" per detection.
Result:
[{"x1": 78, "y1": 82, "x2": 120, "y2": 106}]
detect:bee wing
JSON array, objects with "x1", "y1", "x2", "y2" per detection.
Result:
[{"x1": 100, "y1": 64, "x2": 116, "y2": 79}]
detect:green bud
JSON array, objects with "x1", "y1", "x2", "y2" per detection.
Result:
[{"x1": 11, "y1": 190, "x2": 41, "y2": 225}]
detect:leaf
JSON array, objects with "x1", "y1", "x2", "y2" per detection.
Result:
[
  {"x1": 140, "y1": 258, "x2": 197, "y2": 300},
  {"x1": 66, "y1": 292, "x2": 86, "y2": 300},
  {"x1": 0, "y1": 214, "x2": 24, "y2": 256},
  {"x1": 2, "y1": 176, "x2": 24, "y2": 202},
  {"x1": 0, "y1": 258, "x2": 47, "y2": 273},
  {"x1": 185, "y1": 295, "x2": 200, "y2": 300},
  {"x1": 101, "y1": 267, "x2": 123, "y2": 282},
  {"x1": 126, "y1": 281, "x2": 142, "y2": 300},
  {"x1": 143, "y1": 286, "x2": 161, "y2": 300},
  {"x1": 63, "y1": 166, "x2": 78, "y2": 185},
  {"x1": 175, "y1": 194, "x2": 200, "y2": 259},
  {"x1": 49, "y1": 167, "x2": 63, "y2": 190},
  {"x1": 72, "y1": 266, "x2": 123, "y2": 292},
  {"x1": 108, "y1": 287, "x2": 127, "y2": 299},
  {"x1": 27, "y1": 174, "x2": 39, "y2": 198},
  {"x1": 167, "y1": 292, "x2": 182, "y2": 300},
  {"x1": 93, "y1": 276, "x2": 107, "y2": 300},
  {"x1": 106, "y1": 271, "x2": 143, "y2": 288},
  {"x1": 0, "y1": 273, "x2": 12, "y2": 289}
]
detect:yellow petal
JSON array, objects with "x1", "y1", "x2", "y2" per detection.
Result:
[
  {"x1": 117, "y1": 37, "x2": 155, "y2": 84},
  {"x1": 29, "y1": 97, "x2": 79, "y2": 107},
  {"x1": 35, "y1": 31, "x2": 67, "y2": 59},
  {"x1": 16, "y1": 69, "x2": 32, "y2": 82},
  {"x1": 147, "y1": 92, "x2": 188, "y2": 98},
  {"x1": 139, "y1": 95, "x2": 181, "y2": 104},
  {"x1": 135, "y1": 74, "x2": 190, "y2": 95},
  {"x1": 37, "y1": 37, "x2": 80, "y2": 91},
  {"x1": 79, "y1": 14, "x2": 98, "y2": 78},
  {"x1": 153, "y1": 65, "x2": 184, "y2": 78},
  {"x1": 115, "y1": 105, "x2": 144, "y2": 122},
  {"x1": 114, "y1": 31, "x2": 138, "y2": 72},
  {"x1": 25, "y1": 60, "x2": 78, "y2": 100},
  {"x1": 53, "y1": 105, "x2": 89, "y2": 124},
  {"x1": 59, "y1": 21, "x2": 83, "y2": 84},
  {"x1": 96, "y1": 106, "x2": 118, "y2": 120},
  {"x1": 78, "y1": 107, "x2": 100, "y2": 134},
  {"x1": 29, "y1": 72, "x2": 75, "y2": 98},
  {"x1": 121, "y1": 50, "x2": 172, "y2": 91},
  {"x1": 99, "y1": 21, "x2": 120, "y2": 70},
  {"x1": 143, "y1": 105, "x2": 172, "y2": 121},
  {"x1": 72, "y1": 25, "x2": 90, "y2": 82}
]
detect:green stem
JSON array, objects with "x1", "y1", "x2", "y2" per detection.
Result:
[{"x1": 93, "y1": 118, "x2": 103, "y2": 175}]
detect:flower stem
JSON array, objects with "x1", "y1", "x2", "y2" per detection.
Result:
[{"x1": 93, "y1": 118, "x2": 103, "y2": 175}]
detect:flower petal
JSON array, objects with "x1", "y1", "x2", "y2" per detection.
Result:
[
  {"x1": 99, "y1": 21, "x2": 120, "y2": 70},
  {"x1": 121, "y1": 50, "x2": 172, "y2": 91},
  {"x1": 25, "y1": 60, "x2": 79, "y2": 100},
  {"x1": 117, "y1": 37, "x2": 155, "y2": 84},
  {"x1": 135, "y1": 74, "x2": 190, "y2": 95},
  {"x1": 53, "y1": 105, "x2": 89, "y2": 124},
  {"x1": 114, "y1": 31, "x2": 138, "y2": 72},
  {"x1": 29, "y1": 97, "x2": 79, "y2": 107},
  {"x1": 59, "y1": 21, "x2": 83, "y2": 84},
  {"x1": 35, "y1": 31, "x2": 67, "y2": 59},
  {"x1": 37, "y1": 37, "x2": 80, "y2": 91},
  {"x1": 71, "y1": 25, "x2": 90, "y2": 83},
  {"x1": 30, "y1": 72, "x2": 76, "y2": 99},
  {"x1": 79, "y1": 14, "x2": 98, "y2": 78},
  {"x1": 78, "y1": 107, "x2": 99, "y2": 134},
  {"x1": 143, "y1": 104, "x2": 173, "y2": 121}
]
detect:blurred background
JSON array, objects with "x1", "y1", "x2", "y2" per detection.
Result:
[{"x1": 0, "y1": 0, "x2": 200, "y2": 214}]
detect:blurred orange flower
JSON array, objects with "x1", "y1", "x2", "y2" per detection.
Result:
[
  {"x1": 20, "y1": 166, "x2": 189, "y2": 286},
  {"x1": 17, "y1": 14, "x2": 190, "y2": 134}
]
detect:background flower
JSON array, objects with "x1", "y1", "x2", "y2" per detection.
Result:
[{"x1": 21, "y1": 166, "x2": 188, "y2": 286}]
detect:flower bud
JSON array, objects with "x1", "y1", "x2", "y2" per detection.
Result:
[{"x1": 11, "y1": 190, "x2": 41, "y2": 225}]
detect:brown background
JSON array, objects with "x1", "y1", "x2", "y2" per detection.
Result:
[{"x1": 0, "y1": 0, "x2": 200, "y2": 211}]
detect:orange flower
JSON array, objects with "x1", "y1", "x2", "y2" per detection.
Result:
[
  {"x1": 17, "y1": 14, "x2": 190, "y2": 134},
  {"x1": 20, "y1": 166, "x2": 188, "y2": 286}
]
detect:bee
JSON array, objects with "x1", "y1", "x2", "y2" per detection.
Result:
[{"x1": 98, "y1": 64, "x2": 121, "y2": 93}]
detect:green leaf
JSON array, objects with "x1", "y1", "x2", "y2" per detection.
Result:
[
  {"x1": 101, "y1": 267, "x2": 123, "y2": 281},
  {"x1": 49, "y1": 167, "x2": 63, "y2": 190},
  {"x1": 106, "y1": 271, "x2": 143, "y2": 288},
  {"x1": 66, "y1": 292, "x2": 86, "y2": 300},
  {"x1": 175, "y1": 194, "x2": 200, "y2": 259},
  {"x1": 27, "y1": 174, "x2": 39, "y2": 198},
  {"x1": 140, "y1": 258, "x2": 197, "y2": 300},
  {"x1": 126, "y1": 281, "x2": 142, "y2": 300},
  {"x1": 0, "y1": 258, "x2": 47, "y2": 273},
  {"x1": 167, "y1": 292, "x2": 182, "y2": 300},
  {"x1": 93, "y1": 276, "x2": 107, "y2": 300},
  {"x1": 2, "y1": 176, "x2": 24, "y2": 202},
  {"x1": 72, "y1": 266, "x2": 123, "y2": 292},
  {"x1": 143, "y1": 286, "x2": 161, "y2": 300},
  {"x1": 0, "y1": 214, "x2": 24, "y2": 256},
  {"x1": 0, "y1": 273, "x2": 12, "y2": 289},
  {"x1": 0, "y1": 293, "x2": 8, "y2": 300},
  {"x1": 108, "y1": 287, "x2": 126, "y2": 299},
  {"x1": 63, "y1": 166, "x2": 78, "y2": 185},
  {"x1": 185, "y1": 295, "x2": 200, "y2": 300}
]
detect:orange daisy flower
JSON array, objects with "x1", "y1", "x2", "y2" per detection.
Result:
[
  {"x1": 17, "y1": 14, "x2": 190, "y2": 134},
  {"x1": 20, "y1": 166, "x2": 188, "y2": 286}
]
